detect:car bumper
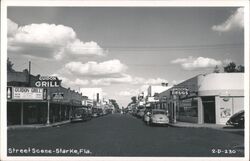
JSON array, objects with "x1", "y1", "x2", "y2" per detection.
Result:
[
  {"x1": 71, "y1": 118, "x2": 83, "y2": 122},
  {"x1": 151, "y1": 120, "x2": 169, "y2": 124}
]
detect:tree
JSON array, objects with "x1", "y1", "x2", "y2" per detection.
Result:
[
  {"x1": 131, "y1": 96, "x2": 137, "y2": 103},
  {"x1": 7, "y1": 58, "x2": 15, "y2": 72},
  {"x1": 237, "y1": 65, "x2": 244, "y2": 72},
  {"x1": 224, "y1": 62, "x2": 244, "y2": 73},
  {"x1": 224, "y1": 62, "x2": 236, "y2": 73},
  {"x1": 213, "y1": 65, "x2": 220, "y2": 73},
  {"x1": 109, "y1": 99, "x2": 119, "y2": 110}
]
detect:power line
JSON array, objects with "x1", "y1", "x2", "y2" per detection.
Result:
[{"x1": 102, "y1": 43, "x2": 243, "y2": 50}]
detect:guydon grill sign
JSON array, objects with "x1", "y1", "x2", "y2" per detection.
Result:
[
  {"x1": 35, "y1": 76, "x2": 61, "y2": 88},
  {"x1": 7, "y1": 87, "x2": 45, "y2": 100}
]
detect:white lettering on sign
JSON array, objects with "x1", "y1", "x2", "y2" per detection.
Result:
[
  {"x1": 35, "y1": 76, "x2": 60, "y2": 87},
  {"x1": 172, "y1": 88, "x2": 189, "y2": 96},
  {"x1": 12, "y1": 87, "x2": 44, "y2": 100},
  {"x1": 35, "y1": 81, "x2": 60, "y2": 88},
  {"x1": 39, "y1": 76, "x2": 57, "y2": 81}
]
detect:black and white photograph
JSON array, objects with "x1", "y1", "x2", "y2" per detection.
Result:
[{"x1": 1, "y1": 1, "x2": 249, "y2": 161}]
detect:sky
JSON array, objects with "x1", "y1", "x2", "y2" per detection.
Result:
[{"x1": 7, "y1": 7, "x2": 244, "y2": 107}]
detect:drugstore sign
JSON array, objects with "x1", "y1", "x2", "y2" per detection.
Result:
[
  {"x1": 171, "y1": 88, "x2": 189, "y2": 96},
  {"x1": 7, "y1": 87, "x2": 47, "y2": 100}
]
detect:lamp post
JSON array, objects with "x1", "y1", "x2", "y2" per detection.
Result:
[{"x1": 46, "y1": 88, "x2": 50, "y2": 124}]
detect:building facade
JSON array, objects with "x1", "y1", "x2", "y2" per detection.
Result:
[
  {"x1": 158, "y1": 73, "x2": 244, "y2": 125},
  {"x1": 7, "y1": 70, "x2": 84, "y2": 126}
]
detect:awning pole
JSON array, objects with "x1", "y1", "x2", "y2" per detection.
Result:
[{"x1": 21, "y1": 102, "x2": 24, "y2": 125}]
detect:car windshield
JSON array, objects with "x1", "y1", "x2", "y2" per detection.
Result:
[{"x1": 152, "y1": 110, "x2": 166, "y2": 115}]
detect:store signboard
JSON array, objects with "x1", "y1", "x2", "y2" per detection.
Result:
[
  {"x1": 35, "y1": 76, "x2": 61, "y2": 88},
  {"x1": 11, "y1": 87, "x2": 44, "y2": 100},
  {"x1": 52, "y1": 93, "x2": 64, "y2": 100},
  {"x1": 171, "y1": 88, "x2": 189, "y2": 96}
]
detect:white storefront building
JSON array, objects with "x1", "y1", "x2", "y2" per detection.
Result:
[{"x1": 158, "y1": 73, "x2": 244, "y2": 125}]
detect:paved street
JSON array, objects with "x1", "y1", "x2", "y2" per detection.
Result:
[{"x1": 8, "y1": 113, "x2": 244, "y2": 157}]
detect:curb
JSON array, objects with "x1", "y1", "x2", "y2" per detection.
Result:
[
  {"x1": 7, "y1": 120, "x2": 71, "y2": 130},
  {"x1": 168, "y1": 123, "x2": 244, "y2": 131}
]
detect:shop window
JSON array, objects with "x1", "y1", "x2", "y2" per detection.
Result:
[{"x1": 179, "y1": 98, "x2": 198, "y2": 117}]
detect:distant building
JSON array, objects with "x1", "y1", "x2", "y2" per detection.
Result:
[
  {"x1": 146, "y1": 85, "x2": 172, "y2": 104},
  {"x1": 82, "y1": 98, "x2": 93, "y2": 107},
  {"x1": 80, "y1": 88, "x2": 103, "y2": 103},
  {"x1": 147, "y1": 85, "x2": 171, "y2": 97}
]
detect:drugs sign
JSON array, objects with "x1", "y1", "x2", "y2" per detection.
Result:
[
  {"x1": 11, "y1": 87, "x2": 45, "y2": 100},
  {"x1": 35, "y1": 76, "x2": 61, "y2": 88},
  {"x1": 171, "y1": 88, "x2": 189, "y2": 96}
]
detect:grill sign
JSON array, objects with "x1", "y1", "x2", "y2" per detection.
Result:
[
  {"x1": 35, "y1": 76, "x2": 60, "y2": 88},
  {"x1": 12, "y1": 87, "x2": 44, "y2": 100}
]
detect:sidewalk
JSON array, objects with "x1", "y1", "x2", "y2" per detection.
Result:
[
  {"x1": 7, "y1": 120, "x2": 71, "y2": 130},
  {"x1": 169, "y1": 121, "x2": 244, "y2": 131}
]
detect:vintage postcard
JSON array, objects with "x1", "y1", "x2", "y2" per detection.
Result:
[{"x1": 1, "y1": 0, "x2": 249, "y2": 161}]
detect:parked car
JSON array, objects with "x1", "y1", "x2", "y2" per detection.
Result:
[
  {"x1": 132, "y1": 108, "x2": 137, "y2": 116},
  {"x1": 92, "y1": 107, "x2": 99, "y2": 118},
  {"x1": 226, "y1": 110, "x2": 244, "y2": 128},
  {"x1": 137, "y1": 108, "x2": 145, "y2": 118},
  {"x1": 97, "y1": 108, "x2": 104, "y2": 116},
  {"x1": 136, "y1": 106, "x2": 145, "y2": 118},
  {"x1": 71, "y1": 107, "x2": 91, "y2": 122},
  {"x1": 150, "y1": 109, "x2": 169, "y2": 126}
]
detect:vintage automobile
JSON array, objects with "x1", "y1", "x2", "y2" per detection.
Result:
[
  {"x1": 92, "y1": 107, "x2": 99, "y2": 118},
  {"x1": 226, "y1": 110, "x2": 244, "y2": 128},
  {"x1": 136, "y1": 106, "x2": 146, "y2": 118},
  {"x1": 71, "y1": 107, "x2": 92, "y2": 122},
  {"x1": 150, "y1": 109, "x2": 169, "y2": 126},
  {"x1": 97, "y1": 108, "x2": 104, "y2": 116}
]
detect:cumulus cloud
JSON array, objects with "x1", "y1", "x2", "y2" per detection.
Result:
[
  {"x1": 118, "y1": 91, "x2": 134, "y2": 97},
  {"x1": 171, "y1": 56, "x2": 222, "y2": 70},
  {"x1": 57, "y1": 58, "x2": 167, "y2": 87},
  {"x1": 62, "y1": 77, "x2": 89, "y2": 87},
  {"x1": 118, "y1": 88, "x2": 141, "y2": 96},
  {"x1": 145, "y1": 78, "x2": 168, "y2": 85},
  {"x1": 91, "y1": 74, "x2": 133, "y2": 86},
  {"x1": 66, "y1": 40, "x2": 104, "y2": 56},
  {"x1": 64, "y1": 59, "x2": 127, "y2": 77},
  {"x1": 91, "y1": 74, "x2": 168, "y2": 86},
  {"x1": 7, "y1": 18, "x2": 105, "y2": 60},
  {"x1": 52, "y1": 74, "x2": 89, "y2": 89},
  {"x1": 118, "y1": 79, "x2": 169, "y2": 97},
  {"x1": 7, "y1": 19, "x2": 18, "y2": 36},
  {"x1": 212, "y1": 8, "x2": 244, "y2": 32}
]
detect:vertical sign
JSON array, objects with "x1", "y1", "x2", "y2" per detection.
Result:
[
  {"x1": 43, "y1": 89, "x2": 47, "y2": 100},
  {"x1": 7, "y1": 87, "x2": 12, "y2": 99},
  {"x1": 97, "y1": 93, "x2": 99, "y2": 102}
]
